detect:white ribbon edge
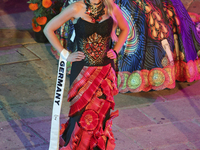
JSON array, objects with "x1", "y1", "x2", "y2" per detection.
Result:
[{"x1": 49, "y1": 49, "x2": 69, "y2": 150}]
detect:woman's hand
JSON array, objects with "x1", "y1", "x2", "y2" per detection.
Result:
[
  {"x1": 107, "y1": 49, "x2": 117, "y2": 59},
  {"x1": 66, "y1": 51, "x2": 85, "y2": 62}
]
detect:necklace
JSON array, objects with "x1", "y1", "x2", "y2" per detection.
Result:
[{"x1": 84, "y1": 0, "x2": 105, "y2": 23}]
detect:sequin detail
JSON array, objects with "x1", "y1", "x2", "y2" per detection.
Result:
[{"x1": 82, "y1": 32, "x2": 109, "y2": 65}]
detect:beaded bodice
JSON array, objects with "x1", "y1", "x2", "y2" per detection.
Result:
[{"x1": 74, "y1": 16, "x2": 113, "y2": 66}]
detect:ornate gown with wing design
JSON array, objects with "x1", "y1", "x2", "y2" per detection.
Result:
[{"x1": 115, "y1": 0, "x2": 200, "y2": 93}]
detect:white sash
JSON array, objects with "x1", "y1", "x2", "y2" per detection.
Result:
[{"x1": 49, "y1": 50, "x2": 69, "y2": 150}]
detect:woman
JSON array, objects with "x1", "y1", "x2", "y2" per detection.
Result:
[
  {"x1": 115, "y1": 0, "x2": 200, "y2": 93},
  {"x1": 44, "y1": 0, "x2": 129, "y2": 149}
]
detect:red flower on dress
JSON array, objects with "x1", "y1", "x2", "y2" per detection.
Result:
[{"x1": 79, "y1": 110, "x2": 99, "y2": 131}]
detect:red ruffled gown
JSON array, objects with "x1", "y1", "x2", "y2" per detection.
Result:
[{"x1": 59, "y1": 16, "x2": 119, "y2": 150}]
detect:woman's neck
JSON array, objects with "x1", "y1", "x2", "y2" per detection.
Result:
[{"x1": 89, "y1": 0, "x2": 101, "y2": 5}]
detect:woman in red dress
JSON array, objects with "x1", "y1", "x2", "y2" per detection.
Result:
[{"x1": 44, "y1": 0, "x2": 129, "y2": 149}]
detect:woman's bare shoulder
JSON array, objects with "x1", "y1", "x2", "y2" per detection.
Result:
[
  {"x1": 66, "y1": 0, "x2": 84, "y2": 12},
  {"x1": 112, "y1": 3, "x2": 120, "y2": 12},
  {"x1": 112, "y1": 3, "x2": 124, "y2": 18}
]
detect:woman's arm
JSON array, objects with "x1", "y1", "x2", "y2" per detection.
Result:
[
  {"x1": 107, "y1": 3, "x2": 129, "y2": 59},
  {"x1": 43, "y1": 2, "x2": 85, "y2": 62},
  {"x1": 43, "y1": 4, "x2": 77, "y2": 53},
  {"x1": 113, "y1": 3, "x2": 129, "y2": 53},
  {"x1": 44, "y1": 3, "x2": 80, "y2": 53}
]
